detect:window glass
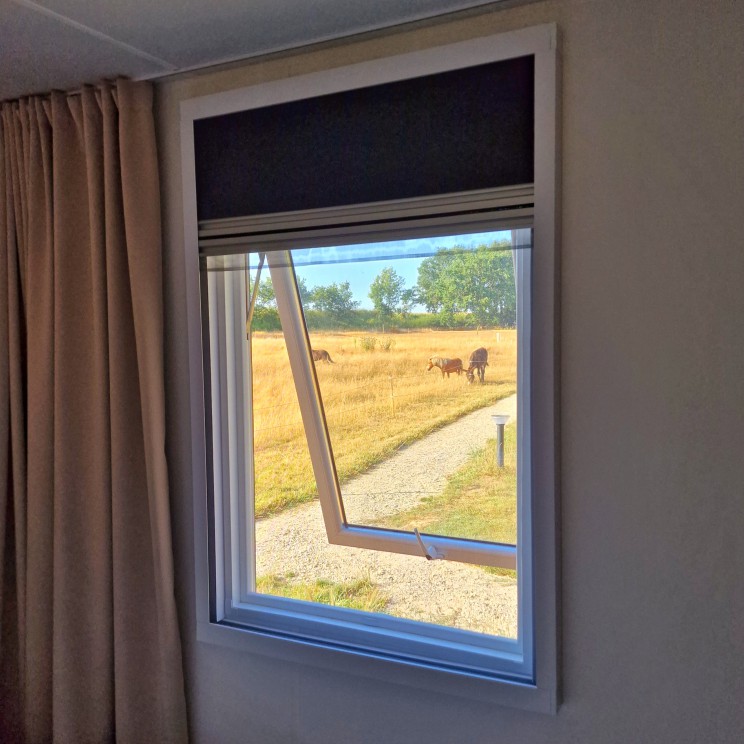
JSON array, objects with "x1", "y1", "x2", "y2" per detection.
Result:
[{"x1": 204, "y1": 229, "x2": 529, "y2": 639}]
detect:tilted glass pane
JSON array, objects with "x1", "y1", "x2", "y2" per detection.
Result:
[{"x1": 292, "y1": 232, "x2": 522, "y2": 547}]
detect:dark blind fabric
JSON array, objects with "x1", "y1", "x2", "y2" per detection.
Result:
[{"x1": 194, "y1": 55, "x2": 534, "y2": 221}]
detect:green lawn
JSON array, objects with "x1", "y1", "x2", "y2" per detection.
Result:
[
  {"x1": 256, "y1": 573, "x2": 389, "y2": 612},
  {"x1": 381, "y1": 426, "x2": 517, "y2": 576}
]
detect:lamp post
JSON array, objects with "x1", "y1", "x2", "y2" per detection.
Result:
[{"x1": 490, "y1": 414, "x2": 510, "y2": 467}]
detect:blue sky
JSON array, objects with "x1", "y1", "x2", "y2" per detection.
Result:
[{"x1": 289, "y1": 230, "x2": 512, "y2": 309}]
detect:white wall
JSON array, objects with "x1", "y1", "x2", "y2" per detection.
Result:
[{"x1": 157, "y1": 1, "x2": 744, "y2": 741}]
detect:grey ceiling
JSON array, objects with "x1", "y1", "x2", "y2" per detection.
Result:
[{"x1": 2, "y1": 0, "x2": 502, "y2": 101}]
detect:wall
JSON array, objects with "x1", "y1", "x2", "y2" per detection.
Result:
[{"x1": 157, "y1": 1, "x2": 744, "y2": 741}]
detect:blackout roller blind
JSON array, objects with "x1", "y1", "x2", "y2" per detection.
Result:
[{"x1": 193, "y1": 55, "x2": 534, "y2": 221}]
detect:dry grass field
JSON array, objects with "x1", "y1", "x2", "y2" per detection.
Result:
[{"x1": 251, "y1": 328, "x2": 517, "y2": 518}]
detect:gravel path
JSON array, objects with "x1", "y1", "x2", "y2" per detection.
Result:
[{"x1": 256, "y1": 394, "x2": 518, "y2": 637}]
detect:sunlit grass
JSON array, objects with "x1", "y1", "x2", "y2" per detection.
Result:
[
  {"x1": 251, "y1": 329, "x2": 517, "y2": 517},
  {"x1": 256, "y1": 573, "x2": 389, "y2": 612},
  {"x1": 382, "y1": 426, "x2": 517, "y2": 577}
]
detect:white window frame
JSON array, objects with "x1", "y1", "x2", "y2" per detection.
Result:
[
  {"x1": 181, "y1": 23, "x2": 559, "y2": 713},
  {"x1": 202, "y1": 206, "x2": 531, "y2": 677}
]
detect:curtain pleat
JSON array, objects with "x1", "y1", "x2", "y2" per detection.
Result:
[
  {"x1": 0, "y1": 104, "x2": 24, "y2": 741},
  {"x1": 23, "y1": 93, "x2": 55, "y2": 743},
  {"x1": 0, "y1": 80, "x2": 187, "y2": 744}
]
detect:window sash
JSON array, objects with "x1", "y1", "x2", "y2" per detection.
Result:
[
  {"x1": 202, "y1": 202, "x2": 534, "y2": 680},
  {"x1": 266, "y1": 241, "x2": 527, "y2": 570}
]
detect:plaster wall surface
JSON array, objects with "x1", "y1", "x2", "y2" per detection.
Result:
[{"x1": 157, "y1": 1, "x2": 744, "y2": 741}]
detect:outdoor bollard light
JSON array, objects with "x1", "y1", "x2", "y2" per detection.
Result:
[{"x1": 491, "y1": 414, "x2": 510, "y2": 467}]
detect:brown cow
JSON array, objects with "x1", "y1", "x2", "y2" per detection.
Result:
[
  {"x1": 312, "y1": 348, "x2": 335, "y2": 364},
  {"x1": 427, "y1": 356, "x2": 463, "y2": 378},
  {"x1": 465, "y1": 347, "x2": 489, "y2": 384}
]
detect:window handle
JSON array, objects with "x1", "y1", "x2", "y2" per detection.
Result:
[{"x1": 414, "y1": 528, "x2": 444, "y2": 561}]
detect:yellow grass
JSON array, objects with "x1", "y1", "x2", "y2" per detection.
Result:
[{"x1": 251, "y1": 328, "x2": 516, "y2": 518}]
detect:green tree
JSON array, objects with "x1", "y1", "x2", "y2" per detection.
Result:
[
  {"x1": 308, "y1": 281, "x2": 359, "y2": 315},
  {"x1": 248, "y1": 274, "x2": 312, "y2": 331},
  {"x1": 416, "y1": 241, "x2": 516, "y2": 327},
  {"x1": 256, "y1": 277, "x2": 276, "y2": 307},
  {"x1": 399, "y1": 287, "x2": 418, "y2": 318},
  {"x1": 369, "y1": 267, "x2": 406, "y2": 330},
  {"x1": 252, "y1": 275, "x2": 311, "y2": 308}
]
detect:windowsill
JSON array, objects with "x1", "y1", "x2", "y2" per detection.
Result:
[{"x1": 197, "y1": 619, "x2": 557, "y2": 714}]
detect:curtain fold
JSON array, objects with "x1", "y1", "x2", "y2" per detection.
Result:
[{"x1": 0, "y1": 80, "x2": 187, "y2": 744}]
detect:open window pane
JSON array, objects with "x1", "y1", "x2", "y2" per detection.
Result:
[
  {"x1": 266, "y1": 230, "x2": 529, "y2": 570},
  {"x1": 288, "y1": 233, "x2": 521, "y2": 549}
]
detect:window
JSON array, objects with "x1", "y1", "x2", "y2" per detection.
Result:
[{"x1": 182, "y1": 24, "x2": 558, "y2": 712}]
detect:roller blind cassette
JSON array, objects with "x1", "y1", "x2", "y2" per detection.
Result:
[{"x1": 193, "y1": 55, "x2": 534, "y2": 221}]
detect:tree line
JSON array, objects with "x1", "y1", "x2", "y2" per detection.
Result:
[{"x1": 252, "y1": 240, "x2": 516, "y2": 332}]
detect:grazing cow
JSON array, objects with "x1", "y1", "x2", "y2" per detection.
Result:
[
  {"x1": 311, "y1": 348, "x2": 335, "y2": 363},
  {"x1": 427, "y1": 356, "x2": 463, "y2": 378},
  {"x1": 465, "y1": 347, "x2": 489, "y2": 384}
]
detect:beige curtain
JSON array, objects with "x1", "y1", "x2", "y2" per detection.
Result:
[{"x1": 0, "y1": 81, "x2": 187, "y2": 743}]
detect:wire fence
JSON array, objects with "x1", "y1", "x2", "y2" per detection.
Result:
[
  {"x1": 254, "y1": 379, "x2": 482, "y2": 434},
  {"x1": 252, "y1": 369, "x2": 515, "y2": 453}
]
